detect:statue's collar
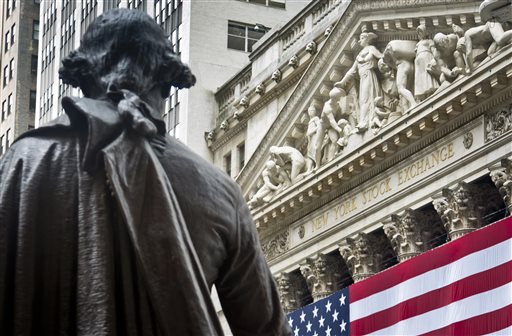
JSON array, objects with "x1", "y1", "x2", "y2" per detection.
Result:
[{"x1": 61, "y1": 95, "x2": 166, "y2": 171}]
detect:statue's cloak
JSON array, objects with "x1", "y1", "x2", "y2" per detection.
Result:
[{"x1": 0, "y1": 97, "x2": 288, "y2": 336}]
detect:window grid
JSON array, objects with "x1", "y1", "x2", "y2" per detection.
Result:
[{"x1": 227, "y1": 21, "x2": 266, "y2": 52}]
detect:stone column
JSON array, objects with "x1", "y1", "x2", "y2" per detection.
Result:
[
  {"x1": 432, "y1": 182, "x2": 485, "y2": 240},
  {"x1": 275, "y1": 272, "x2": 309, "y2": 313},
  {"x1": 299, "y1": 253, "x2": 341, "y2": 301},
  {"x1": 489, "y1": 158, "x2": 512, "y2": 213},
  {"x1": 382, "y1": 209, "x2": 432, "y2": 262},
  {"x1": 339, "y1": 232, "x2": 385, "y2": 282}
]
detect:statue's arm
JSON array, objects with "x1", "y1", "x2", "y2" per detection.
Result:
[{"x1": 215, "y1": 193, "x2": 291, "y2": 336}]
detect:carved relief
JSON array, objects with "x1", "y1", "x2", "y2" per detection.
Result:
[
  {"x1": 272, "y1": 69, "x2": 282, "y2": 83},
  {"x1": 269, "y1": 145, "x2": 306, "y2": 184},
  {"x1": 433, "y1": 182, "x2": 485, "y2": 240},
  {"x1": 415, "y1": 24, "x2": 440, "y2": 101},
  {"x1": 300, "y1": 254, "x2": 342, "y2": 301},
  {"x1": 463, "y1": 132, "x2": 473, "y2": 149},
  {"x1": 247, "y1": 160, "x2": 291, "y2": 209},
  {"x1": 289, "y1": 55, "x2": 299, "y2": 68},
  {"x1": 489, "y1": 158, "x2": 512, "y2": 212},
  {"x1": 261, "y1": 230, "x2": 290, "y2": 260},
  {"x1": 306, "y1": 41, "x2": 317, "y2": 54},
  {"x1": 255, "y1": 83, "x2": 266, "y2": 95},
  {"x1": 243, "y1": 3, "x2": 512, "y2": 210},
  {"x1": 340, "y1": 232, "x2": 385, "y2": 282},
  {"x1": 485, "y1": 104, "x2": 512, "y2": 142},
  {"x1": 304, "y1": 104, "x2": 321, "y2": 174},
  {"x1": 463, "y1": 17, "x2": 512, "y2": 74},
  {"x1": 335, "y1": 31, "x2": 382, "y2": 132},
  {"x1": 276, "y1": 272, "x2": 309, "y2": 313},
  {"x1": 220, "y1": 120, "x2": 229, "y2": 130},
  {"x1": 239, "y1": 96, "x2": 249, "y2": 108},
  {"x1": 383, "y1": 209, "x2": 432, "y2": 262}
]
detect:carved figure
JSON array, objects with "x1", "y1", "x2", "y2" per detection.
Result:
[
  {"x1": 247, "y1": 159, "x2": 290, "y2": 209},
  {"x1": 0, "y1": 9, "x2": 291, "y2": 335},
  {"x1": 336, "y1": 118, "x2": 355, "y2": 149},
  {"x1": 381, "y1": 40, "x2": 417, "y2": 110},
  {"x1": 269, "y1": 145, "x2": 306, "y2": 184},
  {"x1": 377, "y1": 60, "x2": 400, "y2": 113},
  {"x1": 370, "y1": 97, "x2": 391, "y2": 134},
  {"x1": 464, "y1": 0, "x2": 512, "y2": 74},
  {"x1": 431, "y1": 32, "x2": 464, "y2": 89},
  {"x1": 335, "y1": 31, "x2": 383, "y2": 131},
  {"x1": 305, "y1": 104, "x2": 321, "y2": 174},
  {"x1": 415, "y1": 25, "x2": 440, "y2": 101},
  {"x1": 316, "y1": 87, "x2": 345, "y2": 165}
]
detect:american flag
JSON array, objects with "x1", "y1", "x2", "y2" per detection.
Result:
[{"x1": 288, "y1": 216, "x2": 512, "y2": 335}]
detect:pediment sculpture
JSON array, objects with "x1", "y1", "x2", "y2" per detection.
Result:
[{"x1": 246, "y1": 2, "x2": 512, "y2": 210}]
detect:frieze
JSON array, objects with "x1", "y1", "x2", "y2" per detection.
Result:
[
  {"x1": 287, "y1": 131, "x2": 476, "y2": 248},
  {"x1": 262, "y1": 229, "x2": 290, "y2": 260}
]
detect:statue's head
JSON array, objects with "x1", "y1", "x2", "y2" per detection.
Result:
[
  {"x1": 59, "y1": 9, "x2": 195, "y2": 100},
  {"x1": 416, "y1": 24, "x2": 429, "y2": 40},
  {"x1": 358, "y1": 32, "x2": 377, "y2": 47}
]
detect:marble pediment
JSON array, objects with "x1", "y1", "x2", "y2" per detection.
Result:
[{"x1": 238, "y1": 0, "x2": 512, "y2": 233}]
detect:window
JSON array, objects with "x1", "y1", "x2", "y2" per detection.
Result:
[
  {"x1": 29, "y1": 91, "x2": 36, "y2": 112},
  {"x1": 238, "y1": 142, "x2": 245, "y2": 171},
  {"x1": 7, "y1": 94, "x2": 12, "y2": 115},
  {"x1": 11, "y1": 24, "x2": 15, "y2": 45},
  {"x1": 228, "y1": 21, "x2": 266, "y2": 52},
  {"x1": 238, "y1": 0, "x2": 285, "y2": 8},
  {"x1": 0, "y1": 135, "x2": 4, "y2": 156},
  {"x1": 12, "y1": 0, "x2": 16, "y2": 10},
  {"x1": 31, "y1": 55, "x2": 38, "y2": 73},
  {"x1": 9, "y1": 59, "x2": 14, "y2": 79},
  {"x1": 225, "y1": 152, "x2": 232, "y2": 176},
  {"x1": 32, "y1": 21, "x2": 39, "y2": 40},
  {"x1": 1, "y1": 100, "x2": 6, "y2": 121},
  {"x1": 4, "y1": 32, "x2": 9, "y2": 52},
  {"x1": 3, "y1": 66, "x2": 8, "y2": 86},
  {"x1": 5, "y1": 129, "x2": 10, "y2": 150},
  {"x1": 6, "y1": 0, "x2": 11, "y2": 18}
]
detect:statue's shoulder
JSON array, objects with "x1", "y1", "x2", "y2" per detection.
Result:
[{"x1": 157, "y1": 135, "x2": 242, "y2": 202}]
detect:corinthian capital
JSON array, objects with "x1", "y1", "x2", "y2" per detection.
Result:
[
  {"x1": 340, "y1": 232, "x2": 384, "y2": 282},
  {"x1": 383, "y1": 209, "x2": 431, "y2": 262},
  {"x1": 489, "y1": 158, "x2": 512, "y2": 212},
  {"x1": 275, "y1": 272, "x2": 309, "y2": 313},
  {"x1": 299, "y1": 254, "x2": 341, "y2": 301},
  {"x1": 433, "y1": 182, "x2": 485, "y2": 240}
]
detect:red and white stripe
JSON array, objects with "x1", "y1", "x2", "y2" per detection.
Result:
[{"x1": 349, "y1": 216, "x2": 512, "y2": 335}]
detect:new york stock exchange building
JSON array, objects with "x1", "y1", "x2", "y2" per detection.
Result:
[{"x1": 209, "y1": 0, "x2": 512, "y2": 333}]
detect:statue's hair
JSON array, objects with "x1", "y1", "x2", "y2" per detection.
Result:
[{"x1": 59, "y1": 9, "x2": 195, "y2": 98}]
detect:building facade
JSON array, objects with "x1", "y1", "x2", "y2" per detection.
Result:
[
  {"x1": 35, "y1": 0, "x2": 308, "y2": 159},
  {"x1": 0, "y1": 0, "x2": 40, "y2": 156},
  {"x1": 209, "y1": 0, "x2": 512, "y2": 315}
]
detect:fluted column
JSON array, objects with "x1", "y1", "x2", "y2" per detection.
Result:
[
  {"x1": 299, "y1": 253, "x2": 341, "y2": 301},
  {"x1": 339, "y1": 232, "x2": 385, "y2": 282},
  {"x1": 382, "y1": 209, "x2": 432, "y2": 262},
  {"x1": 433, "y1": 182, "x2": 485, "y2": 240}
]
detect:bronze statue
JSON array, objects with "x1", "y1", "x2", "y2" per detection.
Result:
[{"x1": 0, "y1": 9, "x2": 290, "y2": 336}]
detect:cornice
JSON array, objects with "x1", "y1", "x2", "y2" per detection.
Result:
[{"x1": 209, "y1": 67, "x2": 307, "y2": 151}]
